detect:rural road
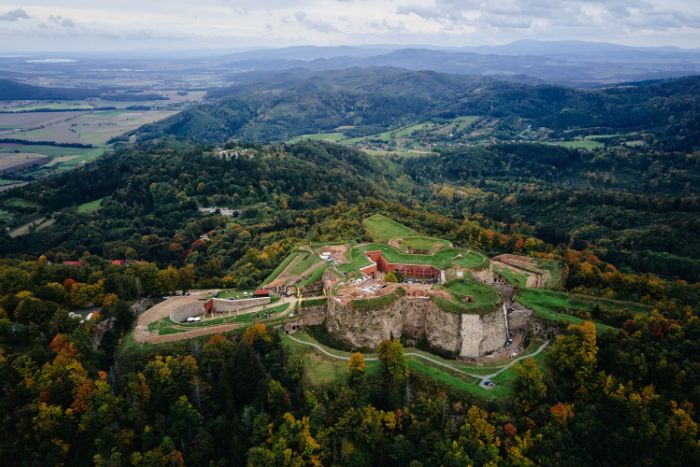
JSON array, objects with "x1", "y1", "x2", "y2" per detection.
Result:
[{"x1": 285, "y1": 332, "x2": 549, "y2": 388}]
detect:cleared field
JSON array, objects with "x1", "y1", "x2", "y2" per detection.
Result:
[
  {"x1": 0, "y1": 111, "x2": 87, "y2": 132},
  {"x1": 363, "y1": 213, "x2": 416, "y2": 242},
  {"x1": 77, "y1": 197, "x2": 109, "y2": 214},
  {"x1": 8, "y1": 217, "x2": 54, "y2": 238},
  {"x1": 546, "y1": 140, "x2": 604, "y2": 150},
  {"x1": 288, "y1": 132, "x2": 346, "y2": 143},
  {"x1": 0, "y1": 152, "x2": 49, "y2": 173},
  {"x1": 8, "y1": 109, "x2": 177, "y2": 146},
  {"x1": 0, "y1": 178, "x2": 20, "y2": 186}
]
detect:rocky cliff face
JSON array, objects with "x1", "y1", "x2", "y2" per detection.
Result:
[{"x1": 324, "y1": 296, "x2": 508, "y2": 357}]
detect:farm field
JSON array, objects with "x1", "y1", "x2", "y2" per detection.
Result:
[
  {"x1": 362, "y1": 213, "x2": 416, "y2": 241},
  {"x1": 0, "y1": 152, "x2": 49, "y2": 174},
  {"x1": 0, "y1": 111, "x2": 88, "y2": 132},
  {"x1": 0, "y1": 108, "x2": 176, "y2": 177},
  {"x1": 3, "y1": 109, "x2": 177, "y2": 146},
  {"x1": 546, "y1": 139, "x2": 604, "y2": 150}
]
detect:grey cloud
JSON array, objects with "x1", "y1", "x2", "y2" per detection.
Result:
[
  {"x1": 295, "y1": 11, "x2": 338, "y2": 33},
  {"x1": 0, "y1": 8, "x2": 30, "y2": 22},
  {"x1": 49, "y1": 15, "x2": 76, "y2": 28}
]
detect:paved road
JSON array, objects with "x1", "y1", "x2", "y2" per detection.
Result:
[
  {"x1": 285, "y1": 333, "x2": 549, "y2": 388},
  {"x1": 478, "y1": 340, "x2": 549, "y2": 388}
]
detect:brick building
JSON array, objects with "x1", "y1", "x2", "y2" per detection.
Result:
[{"x1": 363, "y1": 250, "x2": 441, "y2": 282}]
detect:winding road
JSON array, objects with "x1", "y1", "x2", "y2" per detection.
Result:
[{"x1": 285, "y1": 332, "x2": 549, "y2": 389}]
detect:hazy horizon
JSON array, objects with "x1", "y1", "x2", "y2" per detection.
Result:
[{"x1": 1, "y1": 1, "x2": 699, "y2": 52}]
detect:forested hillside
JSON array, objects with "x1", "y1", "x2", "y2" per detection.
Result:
[
  {"x1": 139, "y1": 69, "x2": 700, "y2": 151},
  {"x1": 404, "y1": 143, "x2": 700, "y2": 281}
]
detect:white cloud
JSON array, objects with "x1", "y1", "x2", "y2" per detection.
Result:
[{"x1": 0, "y1": 1, "x2": 698, "y2": 51}]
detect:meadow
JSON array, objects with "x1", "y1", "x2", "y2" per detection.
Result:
[{"x1": 362, "y1": 213, "x2": 416, "y2": 241}]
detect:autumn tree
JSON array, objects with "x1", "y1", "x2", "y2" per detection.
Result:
[
  {"x1": 377, "y1": 339, "x2": 408, "y2": 406},
  {"x1": 513, "y1": 357, "x2": 548, "y2": 413},
  {"x1": 348, "y1": 352, "x2": 366, "y2": 383},
  {"x1": 550, "y1": 320, "x2": 598, "y2": 391}
]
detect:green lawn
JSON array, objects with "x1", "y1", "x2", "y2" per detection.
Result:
[
  {"x1": 516, "y1": 288, "x2": 649, "y2": 331},
  {"x1": 287, "y1": 251, "x2": 323, "y2": 276},
  {"x1": 300, "y1": 263, "x2": 328, "y2": 286},
  {"x1": 493, "y1": 266, "x2": 529, "y2": 287},
  {"x1": 0, "y1": 178, "x2": 20, "y2": 186},
  {"x1": 396, "y1": 235, "x2": 450, "y2": 252},
  {"x1": 362, "y1": 213, "x2": 416, "y2": 242},
  {"x1": 438, "y1": 279, "x2": 502, "y2": 314},
  {"x1": 216, "y1": 289, "x2": 256, "y2": 299}
]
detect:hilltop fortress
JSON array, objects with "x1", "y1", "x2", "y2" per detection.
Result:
[{"x1": 264, "y1": 214, "x2": 559, "y2": 360}]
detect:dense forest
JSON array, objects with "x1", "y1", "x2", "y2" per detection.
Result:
[
  {"x1": 0, "y1": 67, "x2": 698, "y2": 465},
  {"x1": 0, "y1": 255, "x2": 698, "y2": 465}
]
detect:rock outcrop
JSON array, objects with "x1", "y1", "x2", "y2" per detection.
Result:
[{"x1": 324, "y1": 296, "x2": 508, "y2": 358}]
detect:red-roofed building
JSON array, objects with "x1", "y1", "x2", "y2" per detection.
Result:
[
  {"x1": 111, "y1": 260, "x2": 126, "y2": 266},
  {"x1": 253, "y1": 289, "x2": 271, "y2": 297},
  {"x1": 62, "y1": 261, "x2": 82, "y2": 267}
]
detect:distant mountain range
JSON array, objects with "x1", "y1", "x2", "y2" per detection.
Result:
[
  {"x1": 216, "y1": 40, "x2": 700, "y2": 87},
  {"x1": 1, "y1": 40, "x2": 699, "y2": 89}
]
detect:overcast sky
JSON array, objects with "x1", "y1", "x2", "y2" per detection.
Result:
[{"x1": 1, "y1": 0, "x2": 699, "y2": 52}]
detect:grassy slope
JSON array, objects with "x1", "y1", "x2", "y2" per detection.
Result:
[
  {"x1": 362, "y1": 213, "x2": 416, "y2": 242},
  {"x1": 440, "y1": 279, "x2": 502, "y2": 314},
  {"x1": 516, "y1": 288, "x2": 649, "y2": 332},
  {"x1": 338, "y1": 243, "x2": 485, "y2": 273}
]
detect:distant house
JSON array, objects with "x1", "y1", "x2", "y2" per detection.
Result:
[
  {"x1": 253, "y1": 289, "x2": 271, "y2": 297},
  {"x1": 111, "y1": 259, "x2": 126, "y2": 266},
  {"x1": 62, "y1": 261, "x2": 82, "y2": 267}
]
